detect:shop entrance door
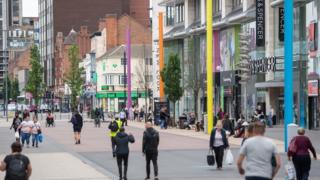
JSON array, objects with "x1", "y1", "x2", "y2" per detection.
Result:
[{"x1": 308, "y1": 97, "x2": 318, "y2": 129}]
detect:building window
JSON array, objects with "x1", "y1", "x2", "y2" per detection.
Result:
[
  {"x1": 176, "y1": 4, "x2": 184, "y2": 23},
  {"x1": 105, "y1": 75, "x2": 114, "y2": 85},
  {"x1": 121, "y1": 57, "x2": 127, "y2": 65},
  {"x1": 213, "y1": 0, "x2": 222, "y2": 15},
  {"x1": 145, "y1": 58, "x2": 153, "y2": 65},
  {"x1": 166, "y1": 6, "x2": 174, "y2": 26},
  {"x1": 145, "y1": 75, "x2": 153, "y2": 83},
  {"x1": 119, "y1": 75, "x2": 127, "y2": 85},
  {"x1": 194, "y1": 0, "x2": 201, "y2": 20},
  {"x1": 232, "y1": 0, "x2": 243, "y2": 9}
]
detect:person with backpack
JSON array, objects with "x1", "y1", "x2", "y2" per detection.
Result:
[
  {"x1": 114, "y1": 127, "x2": 135, "y2": 180},
  {"x1": 71, "y1": 110, "x2": 83, "y2": 145},
  {"x1": 143, "y1": 122, "x2": 159, "y2": 180},
  {"x1": 109, "y1": 116, "x2": 123, "y2": 157},
  {"x1": 288, "y1": 127, "x2": 317, "y2": 180},
  {"x1": 0, "y1": 142, "x2": 32, "y2": 180}
]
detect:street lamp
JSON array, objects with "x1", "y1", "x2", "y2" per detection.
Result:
[{"x1": 121, "y1": 51, "x2": 127, "y2": 110}]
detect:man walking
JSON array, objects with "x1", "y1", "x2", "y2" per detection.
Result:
[
  {"x1": 71, "y1": 110, "x2": 83, "y2": 145},
  {"x1": 237, "y1": 122, "x2": 281, "y2": 180},
  {"x1": 0, "y1": 142, "x2": 32, "y2": 180},
  {"x1": 109, "y1": 115, "x2": 123, "y2": 157},
  {"x1": 119, "y1": 109, "x2": 127, "y2": 126},
  {"x1": 143, "y1": 122, "x2": 159, "y2": 180},
  {"x1": 114, "y1": 127, "x2": 135, "y2": 180}
]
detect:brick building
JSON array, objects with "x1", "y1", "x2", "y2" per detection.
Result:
[
  {"x1": 39, "y1": 0, "x2": 150, "y2": 87},
  {"x1": 54, "y1": 26, "x2": 90, "y2": 95}
]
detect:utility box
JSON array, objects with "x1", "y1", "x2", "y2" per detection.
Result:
[{"x1": 287, "y1": 123, "x2": 298, "y2": 150}]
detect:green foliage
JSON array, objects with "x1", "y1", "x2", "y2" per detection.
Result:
[
  {"x1": 25, "y1": 45, "x2": 44, "y2": 105},
  {"x1": 160, "y1": 53, "x2": 183, "y2": 122},
  {"x1": 10, "y1": 78, "x2": 20, "y2": 100},
  {"x1": 64, "y1": 45, "x2": 84, "y2": 110}
]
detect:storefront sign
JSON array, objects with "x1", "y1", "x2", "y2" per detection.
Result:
[
  {"x1": 101, "y1": 85, "x2": 109, "y2": 91},
  {"x1": 308, "y1": 80, "x2": 318, "y2": 97},
  {"x1": 220, "y1": 71, "x2": 235, "y2": 86},
  {"x1": 279, "y1": 7, "x2": 284, "y2": 42},
  {"x1": 256, "y1": 0, "x2": 265, "y2": 47},
  {"x1": 250, "y1": 57, "x2": 277, "y2": 74}
]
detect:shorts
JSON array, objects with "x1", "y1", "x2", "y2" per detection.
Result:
[{"x1": 73, "y1": 127, "x2": 82, "y2": 132}]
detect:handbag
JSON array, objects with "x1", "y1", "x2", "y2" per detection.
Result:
[
  {"x1": 288, "y1": 137, "x2": 297, "y2": 154},
  {"x1": 14, "y1": 131, "x2": 20, "y2": 139},
  {"x1": 207, "y1": 149, "x2": 215, "y2": 166}
]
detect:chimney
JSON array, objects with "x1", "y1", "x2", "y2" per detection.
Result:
[
  {"x1": 105, "y1": 14, "x2": 118, "y2": 50},
  {"x1": 98, "y1": 18, "x2": 106, "y2": 31}
]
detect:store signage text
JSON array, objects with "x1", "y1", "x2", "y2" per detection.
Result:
[
  {"x1": 250, "y1": 57, "x2": 277, "y2": 74},
  {"x1": 256, "y1": 0, "x2": 265, "y2": 47},
  {"x1": 279, "y1": 7, "x2": 284, "y2": 42}
]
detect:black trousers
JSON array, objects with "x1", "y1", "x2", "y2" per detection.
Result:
[
  {"x1": 111, "y1": 137, "x2": 116, "y2": 155},
  {"x1": 213, "y1": 146, "x2": 224, "y2": 168},
  {"x1": 145, "y1": 151, "x2": 158, "y2": 178},
  {"x1": 293, "y1": 155, "x2": 311, "y2": 180},
  {"x1": 117, "y1": 154, "x2": 129, "y2": 178}
]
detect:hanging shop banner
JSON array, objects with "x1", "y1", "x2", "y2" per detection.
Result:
[
  {"x1": 308, "y1": 80, "x2": 318, "y2": 97},
  {"x1": 279, "y1": 7, "x2": 285, "y2": 42},
  {"x1": 250, "y1": 57, "x2": 277, "y2": 74},
  {"x1": 308, "y1": 21, "x2": 318, "y2": 58},
  {"x1": 256, "y1": 0, "x2": 265, "y2": 47}
]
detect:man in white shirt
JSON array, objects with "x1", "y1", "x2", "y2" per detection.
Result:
[{"x1": 237, "y1": 122, "x2": 281, "y2": 180}]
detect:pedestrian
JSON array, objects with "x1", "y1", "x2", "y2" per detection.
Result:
[
  {"x1": 114, "y1": 127, "x2": 135, "y2": 180},
  {"x1": 143, "y1": 122, "x2": 159, "y2": 180},
  {"x1": 0, "y1": 142, "x2": 32, "y2": 180},
  {"x1": 237, "y1": 122, "x2": 281, "y2": 180},
  {"x1": 241, "y1": 123, "x2": 254, "y2": 146},
  {"x1": 119, "y1": 109, "x2": 127, "y2": 126},
  {"x1": 10, "y1": 111, "x2": 22, "y2": 132},
  {"x1": 209, "y1": 120, "x2": 229, "y2": 170},
  {"x1": 109, "y1": 115, "x2": 123, "y2": 157},
  {"x1": 46, "y1": 111, "x2": 54, "y2": 127},
  {"x1": 140, "y1": 107, "x2": 145, "y2": 121},
  {"x1": 94, "y1": 107, "x2": 101, "y2": 128},
  {"x1": 160, "y1": 107, "x2": 169, "y2": 129},
  {"x1": 31, "y1": 116, "x2": 41, "y2": 148},
  {"x1": 288, "y1": 127, "x2": 317, "y2": 180},
  {"x1": 134, "y1": 106, "x2": 139, "y2": 121},
  {"x1": 147, "y1": 106, "x2": 153, "y2": 123},
  {"x1": 71, "y1": 110, "x2": 83, "y2": 145},
  {"x1": 222, "y1": 114, "x2": 234, "y2": 135},
  {"x1": 217, "y1": 108, "x2": 224, "y2": 120},
  {"x1": 18, "y1": 112, "x2": 33, "y2": 148}
]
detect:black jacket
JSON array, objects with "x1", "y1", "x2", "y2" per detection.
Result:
[
  {"x1": 72, "y1": 114, "x2": 83, "y2": 128},
  {"x1": 142, "y1": 128, "x2": 159, "y2": 153},
  {"x1": 160, "y1": 111, "x2": 169, "y2": 120},
  {"x1": 222, "y1": 119, "x2": 234, "y2": 135},
  {"x1": 209, "y1": 128, "x2": 229, "y2": 149},
  {"x1": 114, "y1": 132, "x2": 135, "y2": 155}
]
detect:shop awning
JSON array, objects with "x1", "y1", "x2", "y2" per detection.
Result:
[{"x1": 255, "y1": 81, "x2": 284, "y2": 88}]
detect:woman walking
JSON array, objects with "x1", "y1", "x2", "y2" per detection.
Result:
[
  {"x1": 288, "y1": 128, "x2": 317, "y2": 180},
  {"x1": 209, "y1": 120, "x2": 229, "y2": 170},
  {"x1": 31, "y1": 116, "x2": 41, "y2": 148},
  {"x1": 18, "y1": 112, "x2": 33, "y2": 148}
]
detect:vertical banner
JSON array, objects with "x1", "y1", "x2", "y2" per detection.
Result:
[
  {"x1": 159, "y1": 12, "x2": 165, "y2": 99},
  {"x1": 126, "y1": 28, "x2": 132, "y2": 110},
  {"x1": 279, "y1": 7, "x2": 285, "y2": 42},
  {"x1": 206, "y1": 0, "x2": 213, "y2": 133},
  {"x1": 256, "y1": 0, "x2": 265, "y2": 47},
  {"x1": 284, "y1": 0, "x2": 294, "y2": 151}
]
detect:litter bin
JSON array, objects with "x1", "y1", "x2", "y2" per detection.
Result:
[{"x1": 179, "y1": 115, "x2": 187, "y2": 129}]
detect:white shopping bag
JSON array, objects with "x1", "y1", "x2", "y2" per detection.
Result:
[
  {"x1": 14, "y1": 131, "x2": 20, "y2": 139},
  {"x1": 225, "y1": 149, "x2": 234, "y2": 165},
  {"x1": 285, "y1": 162, "x2": 296, "y2": 180}
]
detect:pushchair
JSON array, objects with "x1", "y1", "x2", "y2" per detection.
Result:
[{"x1": 46, "y1": 116, "x2": 55, "y2": 127}]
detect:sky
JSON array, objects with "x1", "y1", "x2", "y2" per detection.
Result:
[{"x1": 22, "y1": 0, "x2": 38, "y2": 17}]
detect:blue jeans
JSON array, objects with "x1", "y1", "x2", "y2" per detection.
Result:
[
  {"x1": 32, "y1": 134, "x2": 39, "y2": 146},
  {"x1": 21, "y1": 132, "x2": 31, "y2": 145}
]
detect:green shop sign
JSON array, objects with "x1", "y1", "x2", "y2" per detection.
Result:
[{"x1": 101, "y1": 85, "x2": 109, "y2": 90}]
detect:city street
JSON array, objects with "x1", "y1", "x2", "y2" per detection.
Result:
[{"x1": 1, "y1": 117, "x2": 320, "y2": 180}]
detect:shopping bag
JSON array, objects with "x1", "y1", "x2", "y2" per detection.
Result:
[
  {"x1": 207, "y1": 149, "x2": 215, "y2": 166},
  {"x1": 285, "y1": 162, "x2": 296, "y2": 180},
  {"x1": 225, "y1": 149, "x2": 234, "y2": 165},
  {"x1": 14, "y1": 131, "x2": 20, "y2": 139},
  {"x1": 38, "y1": 134, "x2": 43, "y2": 143}
]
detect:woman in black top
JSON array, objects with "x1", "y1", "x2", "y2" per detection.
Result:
[{"x1": 71, "y1": 111, "x2": 83, "y2": 144}]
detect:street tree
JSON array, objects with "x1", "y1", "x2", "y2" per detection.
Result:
[
  {"x1": 25, "y1": 45, "x2": 44, "y2": 106},
  {"x1": 64, "y1": 45, "x2": 84, "y2": 111},
  {"x1": 11, "y1": 78, "x2": 20, "y2": 100},
  {"x1": 185, "y1": 37, "x2": 201, "y2": 119},
  {"x1": 160, "y1": 53, "x2": 183, "y2": 126}
]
